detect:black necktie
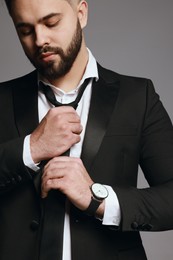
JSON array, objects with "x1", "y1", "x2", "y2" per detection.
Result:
[
  {"x1": 39, "y1": 78, "x2": 90, "y2": 260},
  {"x1": 40, "y1": 78, "x2": 90, "y2": 109}
]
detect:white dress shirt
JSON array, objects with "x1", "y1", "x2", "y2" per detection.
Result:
[{"x1": 23, "y1": 49, "x2": 121, "y2": 260}]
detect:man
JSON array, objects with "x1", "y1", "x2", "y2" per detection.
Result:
[{"x1": 0, "y1": 0, "x2": 173, "y2": 259}]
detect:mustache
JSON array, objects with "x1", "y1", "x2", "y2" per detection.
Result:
[{"x1": 37, "y1": 46, "x2": 64, "y2": 56}]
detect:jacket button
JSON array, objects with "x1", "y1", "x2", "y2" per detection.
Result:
[
  {"x1": 30, "y1": 220, "x2": 39, "y2": 231},
  {"x1": 141, "y1": 223, "x2": 153, "y2": 231},
  {"x1": 11, "y1": 177, "x2": 17, "y2": 185},
  {"x1": 17, "y1": 175, "x2": 22, "y2": 182},
  {"x1": 131, "y1": 222, "x2": 139, "y2": 230}
]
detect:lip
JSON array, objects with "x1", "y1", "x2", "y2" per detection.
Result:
[{"x1": 39, "y1": 52, "x2": 56, "y2": 62}]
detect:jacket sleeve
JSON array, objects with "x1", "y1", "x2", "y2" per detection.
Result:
[
  {"x1": 114, "y1": 80, "x2": 173, "y2": 232},
  {"x1": 0, "y1": 137, "x2": 32, "y2": 194}
]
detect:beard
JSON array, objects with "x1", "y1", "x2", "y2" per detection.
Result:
[{"x1": 26, "y1": 19, "x2": 82, "y2": 80}]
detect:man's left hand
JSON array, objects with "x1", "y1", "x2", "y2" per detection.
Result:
[{"x1": 41, "y1": 157, "x2": 94, "y2": 211}]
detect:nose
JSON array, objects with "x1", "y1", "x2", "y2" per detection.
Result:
[{"x1": 35, "y1": 25, "x2": 50, "y2": 47}]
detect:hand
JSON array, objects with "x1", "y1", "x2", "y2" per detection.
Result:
[
  {"x1": 30, "y1": 106, "x2": 82, "y2": 163},
  {"x1": 41, "y1": 157, "x2": 94, "y2": 211}
]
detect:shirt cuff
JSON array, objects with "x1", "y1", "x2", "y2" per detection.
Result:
[
  {"x1": 102, "y1": 185, "x2": 121, "y2": 226},
  {"x1": 23, "y1": 135, "x2": 40, "y2": 172}
]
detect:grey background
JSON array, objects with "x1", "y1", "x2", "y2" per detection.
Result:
[{"x1": 0, "y1": 0, "x2": 173, "y2": 259}]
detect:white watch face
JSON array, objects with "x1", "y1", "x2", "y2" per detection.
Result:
[{"x1": 91, "y1": 183, "x2": 108, "y2": 199}]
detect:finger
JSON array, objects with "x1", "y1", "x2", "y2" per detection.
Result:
[
  {"x1": 43, "y1": 158, "x2": 84, "y2": 182},
  {"x1": 56, "y1": 113, "x2": 81, "y2": 124},
  {"x1": 51, "y1": 107, "x2": 80, "y2": 123},
  {"x1": 42, "y1": 163, "x2": 67, "y2": 184},
  {"x1": 41, "y1": 179, "x2": 52, "y2": 198},
  {"x1": 41, "y1": 178, "x2": 63, "y2": 198},
  {"x1": 52, "y1": 106, "x2": 76, "y2": 113},
  {"x1": 71, "y1": 123, "x2": 83, "y2": 134},
  {"x1": 44, "y1": 157, "x2": 83, "y2": 174},
  {"x1": 44, "y1": 156, "x2": 82, "y2": 168},
  {"x1": 67, "y1": 113, "x2": 81, "y2": 123},
  {"x1": 43, "y1": 162, "x2": 65, "y2": 180}
]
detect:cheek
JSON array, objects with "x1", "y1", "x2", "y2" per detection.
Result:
[
  {"x1": 57, "y1": 17, "x2": 77, "y2": 45},
  {"x1": 53, "y1": 30, "x2": 70, "y2": 49},
  {"x1": 20, "y1": 39, "x2": 35, "y2": 56}
]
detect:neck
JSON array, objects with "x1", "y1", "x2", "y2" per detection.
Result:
[{"x1": 47, "y1": 41, "x2": 89, "y2": 92}]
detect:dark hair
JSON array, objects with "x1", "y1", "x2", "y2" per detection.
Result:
[
  {"x1": 4, "y1": 0, "x2": 11, "y2": 13},
  {"x1": 4, "y1": 0, "x2": 82, "y2": 14}
]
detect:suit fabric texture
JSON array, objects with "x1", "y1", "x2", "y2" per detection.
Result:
[{"x1": 0, "y1": 64, "x2": 173, "y2": 260}]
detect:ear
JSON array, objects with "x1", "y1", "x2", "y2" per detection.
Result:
[{"x1": 77, "y1": 1, "x2": 88, "y2": 29}]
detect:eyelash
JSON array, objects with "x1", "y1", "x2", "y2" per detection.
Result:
[
  {"x1": 19, "y1": 20, "x2": 60, "y2": 37},
  {"x1": 46, "y1": 20, "x2": 60, "y2": 28},
  {"x1": 19, "y1": 28, "x2": 34, "y2": 37}
]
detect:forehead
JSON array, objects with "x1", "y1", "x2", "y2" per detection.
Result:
[{"x1": 11, "y1": 0, "x2": 76, "y2": 23}]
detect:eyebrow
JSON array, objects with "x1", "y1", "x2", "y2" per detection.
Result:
[
  {"x1": 16, "y1": 13, "x2": 62, "y2": 28},
  {"x1": 40, "y1": 13, "x2": 62, "y2": 23}
]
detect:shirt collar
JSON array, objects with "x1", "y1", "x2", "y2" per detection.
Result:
[
  {"x1": 82, "y1": 48, "x2": 99, "y2": 83},
  {"x1": 38, "y1": 48, "x2": 99, "y2": 96}
]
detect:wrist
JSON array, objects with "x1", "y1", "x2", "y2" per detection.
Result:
[
  {"x1": 30, "y1": 134, "x2": 45, "y2": 163},
  {"x1": 84, "y1": 183, "x2": 109, "y2": 216},
  {"x1": 95, "y1": 200, "x2": 105, "y2": 219}
]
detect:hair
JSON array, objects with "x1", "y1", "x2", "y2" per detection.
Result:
[
  {"x1": 4, "y1": 0, "x2": 11, "y2": 13},
  {"x1": 4, "y1": 0, "x2": 82, "y2": 14}
]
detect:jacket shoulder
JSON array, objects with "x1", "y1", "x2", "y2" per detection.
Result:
[
  {"x1": 0, "y1": 70, "x2": 37, "y2": 90},
  {"x1": 98, "y1": 63, "x2": 151, "y2": 88}
]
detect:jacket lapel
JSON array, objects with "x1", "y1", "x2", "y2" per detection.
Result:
[
  {"x1": 81, "y1": 64, "x2": 120, "y2": 171},
  {"x1": 12, "y1": 71, "x2": 39, "y2": 137}
]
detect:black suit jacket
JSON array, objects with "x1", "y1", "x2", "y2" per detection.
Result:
[{"x1": 0, "y1": 64, "x2": 173, "y2": 260}]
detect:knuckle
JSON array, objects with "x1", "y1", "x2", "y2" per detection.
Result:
[
  {"x1": 56, "y1": 114, "x2": 63, "y2": 121},
  {"x1": 74, "y1": 114, "x2": 80, "y2": 121},
  {"x1": 74, "y1": 123, "x2": 82, "y2": 133},
  {"x1": 65, "y1": 132, "x2": 74, "y2": 143},
  {"x1": 61, "y1": 123, "x2": 68, "y2": 131},
  {"x1": 72, "y1": 158, "x2": 81, "y2": 168}
]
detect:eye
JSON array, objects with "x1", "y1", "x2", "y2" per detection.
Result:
[
  {"x1": 18, "y1": 26, "x2": 34, "y2": 37},
  {"x1": 45, "y1": 17, "x2": 61, "y2": 28}
]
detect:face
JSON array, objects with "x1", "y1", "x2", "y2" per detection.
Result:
[{"x1": 10, "y1": 0, "x2": 87, "y2": 80}]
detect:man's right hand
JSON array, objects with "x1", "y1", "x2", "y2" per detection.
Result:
[{"x1": 30, "y1": 106, "x2": 82, "y2": 163}]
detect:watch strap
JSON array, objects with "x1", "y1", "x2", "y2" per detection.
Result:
[{"x1": 84, "y1": 197, "x2": 102, "y2": 216}]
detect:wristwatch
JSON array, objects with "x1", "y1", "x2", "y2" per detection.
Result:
[{"x1": 85, "y1": 183, "x2": 109, "y2": 216}]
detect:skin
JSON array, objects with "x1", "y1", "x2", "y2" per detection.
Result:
[{"x1": 10, "y1": 0, "x2": 105, "y2": 216}]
